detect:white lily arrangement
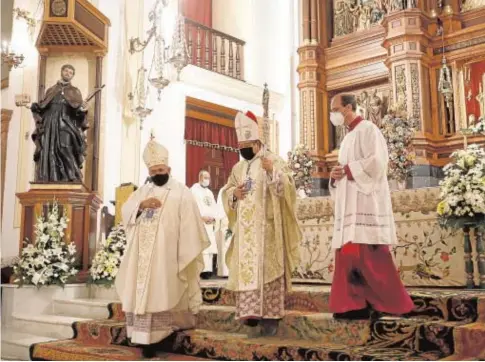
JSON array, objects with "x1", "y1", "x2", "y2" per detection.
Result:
[
  {"x1": 88, "y1": 223, "x2": 127, "y2": 286},
  {"x1": 437, "y1": 144, "x2": 485, "y2": 228},
  {"x1": 13, "y1": 202, "x2": 78, "y2": 287}
]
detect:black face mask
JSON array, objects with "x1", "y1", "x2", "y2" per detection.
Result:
[
  {"x1": 240, "y1": 147, "x2": 255, "y2": 161},
  {"x1": 151, "y1": 173, "x2": 169, "y2": 187}
]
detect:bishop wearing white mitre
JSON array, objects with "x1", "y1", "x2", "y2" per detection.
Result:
[{"x1": 115, "y1": 137, "x2": 210, "y2": 356}]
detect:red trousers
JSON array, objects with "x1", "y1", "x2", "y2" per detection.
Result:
[{"x1": 329, "y1": 243, "x2": 415, "y2": 314}]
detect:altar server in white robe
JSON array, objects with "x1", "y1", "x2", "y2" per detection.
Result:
[
  {"x1": 115, "y1": 137, "x2": 210, "y2": 357},
  {"x1": 191, "y1": 170, "x2": 218, "y2": 278},
  {"x1": 328, "y1": 93, "x2": 414, "y2": 320},
  {"x1": 215, "y1": 186, "x2": 230, "y2": 277}
]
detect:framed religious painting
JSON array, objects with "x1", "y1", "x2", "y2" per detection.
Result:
[{"x1": 461, "y1": 58, "x2": 485, "y2": 127}]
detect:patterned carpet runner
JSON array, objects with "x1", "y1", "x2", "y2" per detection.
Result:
[{"x1": 30, "y1": 285, "x2": 485, "y2": 361}]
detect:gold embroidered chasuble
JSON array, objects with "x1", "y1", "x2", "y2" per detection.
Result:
[
  {"x1": 115, "y1": 178, "x2": 210, "y2": 344},
  {"x1": 222, "y1": 150, "x2": 301, "y2": 294}
]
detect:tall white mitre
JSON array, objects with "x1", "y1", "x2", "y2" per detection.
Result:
[
  {"x1": 143, "y1": 136, "x2": 169, "y2": 168},
  {"x1": 235, "y1": 111, "x2": 260, "y2": 143}
]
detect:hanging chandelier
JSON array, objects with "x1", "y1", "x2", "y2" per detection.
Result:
[
  {"x1": 437, "y1": 22, "x2": 453, "y2": 110},
  {"x1": 128, "y1": 66, "x2": 153, "y2": 129},
  {"x1": 128, "y1": 0, "x2": 190, "y2": 107}
]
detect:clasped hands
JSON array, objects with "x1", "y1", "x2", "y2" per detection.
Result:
[
  {"x1": 330, "y1": 165, "x2": 345, "y2": 181},
  {"x1": 140, "y1": 197, "x2": 162, "y2": 210},
  {"x1": 202, "y1": 217, "x2": 215, "y2": 224}
]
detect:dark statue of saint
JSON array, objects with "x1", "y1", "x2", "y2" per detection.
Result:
[{"x1": 31, "y1": 64, "x2": 88, "y2": 183}]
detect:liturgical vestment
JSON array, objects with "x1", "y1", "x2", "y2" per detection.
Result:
[
  {"x1": 115, "y1": 178, "x2": 210, "y2": 344},
  {"x1": 222, "y1": 149, "x2": 301, "y2": 320}
]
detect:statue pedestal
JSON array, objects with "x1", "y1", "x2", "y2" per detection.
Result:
[{"x1": 16, "y1": 183, "x2": 102, "y2": 282}]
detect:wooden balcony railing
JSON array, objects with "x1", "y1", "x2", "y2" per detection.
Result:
[{"x1": 185, "y1": 18, "x2": 245, "y2": 81}]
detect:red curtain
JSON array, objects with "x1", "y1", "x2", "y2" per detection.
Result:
[
  {"x1": 186, "y1": 144, "x2": 208, "y2": 188},
  {"x1": 185, "y1": 117, "x2": 239, "y2": 188},
  {"x1": 181, "y1": 0, "x2": 212, "y2": 26},
  {"x1": 184, "y1": 117, "x2": 238, "y2": 148}
]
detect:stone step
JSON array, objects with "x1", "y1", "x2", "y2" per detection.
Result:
[
  {"x1": 52, "y1": 298, "x2": 114, "y2": 319},
  {"x1": 160, "y1": 329, "x2": 448, "y2": 361},
  {"x1": 1, "y1": 330, "x2": 56, "y2": 361},
  {"x1": 11, "y1": 314, "x2": 89, "y2": 340},
  {"x1": 88, "y1": 285, "x2": 120, "y2": 300}
]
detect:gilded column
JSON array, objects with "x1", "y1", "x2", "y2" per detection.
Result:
[
  {"x1": 382, "y1": 7, "x2": 434, "y2": 164},
  {"x1": 297, "y1": 0, "x2": 328, "y2": 182},
  {"x1": 301, "y1": 0, "x2": 311, "y2": 44}
]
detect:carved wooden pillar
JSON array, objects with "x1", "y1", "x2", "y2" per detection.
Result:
[
  {"x1": 301, "y1": 0, "x2": 311, "y2": 44},
  {"x1": 297, "y1": 0, "x2": 329, "y2": 180},
  {"x1": 383, "y1": 8, "x2": 434, "y2": 164},
  {"x1": 91, "y1": 54, "x2": 103, "y2": 192},
  {"x1": 1, "y1": 109, "x2": 13, "y2": 222}
]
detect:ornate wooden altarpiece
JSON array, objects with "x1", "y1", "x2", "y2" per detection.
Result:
[
  {"x1": 16, "y1": 0, "x2": 110, "y2": 281},
  {"x1": 298, "y1": 0, "x2": 485, "y2": 188}
]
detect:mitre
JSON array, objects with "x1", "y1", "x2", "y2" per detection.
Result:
[
  {"x1": 235, "y1": 111, "x2": 260, "y2": 143},
  {"x1": 143, "y1": 138, "x2": 169, "y2": 168}
]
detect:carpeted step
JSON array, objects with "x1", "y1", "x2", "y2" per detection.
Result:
[
  {"x1": 196, "y1": 305, "x2": 370, "y2": 345},
  {"x1": 160, "y1": 329, "x2": 448, "y2": 361},
  {"x1": 71, "y1": 306, "x2": 461, "y2": 355},
  {"x1": 201, "y1": 284, "x2": 485, "y2": 322},
  {"x1": 30, "y1": 339, "x2": 212, "y2": 361},
  {"x1": 441, "y1": 322, "x2": 485, "y2": 360}
]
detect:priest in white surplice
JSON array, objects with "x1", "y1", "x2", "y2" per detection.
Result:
[
  {"x1": 328, "y1": 93, "x2": 414, "y2": 320},
  {"x1": 191, "y1": 170, "x2": 218, "y2": 278},
  {"x1": 115, "y1": 137, "x2": 210, "y2": 357}
]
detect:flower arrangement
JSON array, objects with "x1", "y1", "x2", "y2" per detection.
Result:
[
  {"x1": 287, "y1": 144, "x2": 316, "y2": 197},
  {"x1": 380, "y1": 113, "x2": 418, "y2": 182},
  {"x1": 13, "y1": 202, "x2": 78, "y2": 287},
  {"x1": 88, "y1": 223, "x2": 127, "y2": 286},
  {"x1": 437, "y1": 144, "x2": 485, "y2": 229}
]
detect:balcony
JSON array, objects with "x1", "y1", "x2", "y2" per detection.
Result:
[{"x1": 184, "y1": 18, "x2": 245, "y2": 81}]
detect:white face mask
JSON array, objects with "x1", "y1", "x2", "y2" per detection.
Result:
[
  {"x1": 330, "y1": 112, "x2": 345, "y2": 126},
  {"x1": 201, "y1": 179, "x2": 210, "y2": 187}
]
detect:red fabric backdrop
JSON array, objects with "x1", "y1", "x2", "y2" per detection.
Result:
[
  {"x1": 185, "y1": 117, "x2": 239, "y2": 189},
  {"x1": 180, "y1": 0, "x2": 212, "y2": 26},
  {"x1": 465, "y1": 60, "x2": 485, "y2": 119}
]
